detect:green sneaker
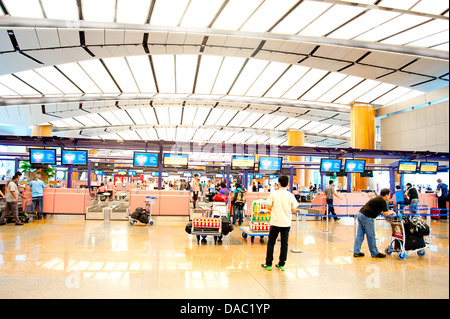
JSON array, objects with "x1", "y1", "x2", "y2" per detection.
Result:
[
  {"x1": 261, "y1": 264, "x2": 272, "y2": 271},
  {"x1": 275, "y1": 264, "x2": 285, "y2": 271}
]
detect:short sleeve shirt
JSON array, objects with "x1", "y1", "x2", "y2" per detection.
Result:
[
  {"x1": 324, "y1": 185, "x2": 335, "y2": 199},
  {"x1": 6, "y1": 181, "x2": 18, "y2": 202},
  {"x1": 265, "y1": 188, "x2": 298, "y2": 227},
  {"x1": 360, "y1": 196, "x2": 388, "y2": 219}
]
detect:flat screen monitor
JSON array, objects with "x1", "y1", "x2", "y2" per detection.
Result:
[
  {"x1": 258, "y1": 156, "x2": 283, "y2": 173},
  {"x1": 344, "y1": 159, "x2": 366, "y2": 173},
  {"x1": 254, "y1": 174, "x2": 263, "y2": 179},
  {"x1": 29, "y1": 148, "x2": 56, "y2": 165},
  {"x1": 133, "y1": 152, "x2": 159, "y2": 167},
  {"x1": 215, "y1": 173, "x2": 223, "y2": 178},
  {"x1": 320, "y1": 159, "x2": 342, "y2": 173},
  {"x1": 61, "y1": 150, "x2": 88, "y2": 165},
  {"x1": 94, "y1": 170, "x2": 104, "y2": 175},
  {"x1": 183, "y1": 172, "x2": 192, "y2": 177},
  {"x1": 231, "y1": 155, "x2": 255, "y2": 170},
  {"x1": 128, "y1": 171, "x2": 137, "y2": 176},
  {"x1": 419, "y1": 162, "x2": 438, "y2": 174},
  {"x1": 397, "y1": 161, "x2": 418, "y2": 174},
  {"x1": 163, "y1": 153, "x2": 188, "y2": 169}
]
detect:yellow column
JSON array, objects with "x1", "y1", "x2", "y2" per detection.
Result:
[
  {"x1": 31, "y1": 125, "x2": 52, "y2": 137},
  {"x1": 287, "y1": 129, "x2": 305, "y2": 187},
  {"x1": 350, "y1": 103, "x2": 376, "y2": 191}
]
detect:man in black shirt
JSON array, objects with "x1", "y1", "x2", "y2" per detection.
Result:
[
  {"x1": 405, "y1": 183, "x2": 419, "y2": 214},
  {"x1": 353, "y1": 189, "x2": 395, "y2": 258}
]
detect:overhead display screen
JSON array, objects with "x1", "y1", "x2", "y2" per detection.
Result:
[
  {"x1": 419, "y1": 162, "x2": 438, "y2": 174},
  {"x1": 344, "y1": 159, "x2": 366, "y2": 173},
  {"x1": 133, "y1": 152, "x2": 159, "y2": 167},
  {"x1": 258, "y1": 157, "x2": 282, "y2": 173},
  {"x1": 61, "y1": 150, "x2": 88, "y2": 165},
  {"x1": 163, "y1": 153, "x2": 189, "y2": 169},
  {"x1": 397, "y1": 161, "x2": 418, "y2": 174},
  {"x1": 29, "y1": 149, "x2": 56, "y2": 165},
  {"x1": 231, "y1": 155, "x2": 255, "y2": 170},
  {"x1": 320, "y1": 159, "x2": 342, "y2": 172}
]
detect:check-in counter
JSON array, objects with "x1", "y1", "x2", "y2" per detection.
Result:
[
  {"x1": 418, "y1": 193, "x2": 438, "y2": 209},
  {"x1": 128, "y1": 190, "x2": 191, "y2": 216},
  {"x1": 22, "y1": 187, "x2": 89, "y2": 214},
  {"x1": 53, "y1": 188, "x2": 90, "y2": 214},
  {"x1": 311, "y1": 193, "x2": 373, "y2": 216},
  {"x1": 128, "y1": 190, "x2": 160, "y2": 215},
  {"x1": 159, "y1": 190, "x2": 190, "y2": 216}
]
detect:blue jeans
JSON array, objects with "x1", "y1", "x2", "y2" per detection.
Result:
[
  {"x1": 410, "y1": 198, "x2": 419, "y2": 214},
  {"x1": 353, "y1": 212, "x2": 379, "y2": 256},
  {"x1": 32, "y1": 196, "x2": 43, "y2": 218},
  {"x1": 233, "y1": 205, "x2": 244, "y2": 225}
]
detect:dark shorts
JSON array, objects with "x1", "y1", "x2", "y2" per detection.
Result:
[{"x1": 193, "y1": 192, "x2": 198, "y2": 201}]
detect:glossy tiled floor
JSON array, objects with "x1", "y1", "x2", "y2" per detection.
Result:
[{"x1": 0, "y1": 215, "x2": 448, "y2": 299}]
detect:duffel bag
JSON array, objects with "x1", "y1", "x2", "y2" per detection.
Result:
[{"x1": 213, "y1": 194, "x2": 228, "y2": 202}]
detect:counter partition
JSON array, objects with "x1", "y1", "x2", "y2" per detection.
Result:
[{"x1": 128, "y1": 190, "x2": 191, "y2": 216}]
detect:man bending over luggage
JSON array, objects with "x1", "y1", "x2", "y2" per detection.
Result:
[{"x1": 353, "y1": 188, "x2": 396, "y2": 258}]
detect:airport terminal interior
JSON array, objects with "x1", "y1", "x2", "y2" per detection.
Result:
[{"x1": 0, "y1": 0, "x2": 449, "y2": 300}]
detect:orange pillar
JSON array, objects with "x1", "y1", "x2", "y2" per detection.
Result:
[
  {"x1": 287, "y1": 129, "x2": 305, "y2": 187},
  {"x1": 350, "y1": 103, "x2": 376, "y2": 191},
  {"x1": 31, "y1": 125, "x2": 52, "y2": 137}
]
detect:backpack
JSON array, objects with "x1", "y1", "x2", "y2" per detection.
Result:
[
  {"x1": 234, "y1": 189, "x2": 246, "y2": 206},
  {"x1": 131, "y1": 207, "x2": 149, "y2": 224}
]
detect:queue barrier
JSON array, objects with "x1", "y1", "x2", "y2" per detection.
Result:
[{"x1": 290, "y1": 204, "x2": 448, "y2": 254}]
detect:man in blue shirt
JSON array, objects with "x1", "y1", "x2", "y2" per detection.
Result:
[
  {"x1": 393, "y1": 185, "x2": 405, "y2": 212},
  {"x1": 436, "y1": 179, "x2": 448, "y2": 220},
  {"x1": 30, "y1": 173, "x2": 46, "y2": 219}
]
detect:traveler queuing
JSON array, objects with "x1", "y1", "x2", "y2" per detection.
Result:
[
  {"x1": 261, "y1": 175, "x2": 298, "y2": 271},
  {"x1": 0, "y1": 175, "x2": 26, "y2": 225},
  {"x1": 353, "y1": 188, "x2": 396, "y2": 258},
  {"x1": 324, "y1": 180, "x2": 342, "y2": 221},
  {"x1": 192, "y1": 174, "x2": 200, "y2": 209},
  {"x1": 106, "y1": 178, "x2": 114, "y2": 199},
  {"x1": 405, "y1": 183, "x2": 419, "y2": 214},
  {"x1": 219, "y1": 182, "x2": 229, "y2": 196},
  {"x1": 230, "y1": 183, "x2": 246, "y2": 226},
  {"x1": 436, "y1": 179, "x2": 448, "y2": 219},
  {"x1": 29, "y1": 173, "x2": 46, "y2": 220},
  {"x1": 393, "y1": 185, "x2": 405, "y2": 212}
]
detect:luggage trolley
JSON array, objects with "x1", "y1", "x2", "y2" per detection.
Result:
[
  {"x1": 191, "y1": 208, "x2": 223, "y2": 244},
  {"x1": 385, "y1": 213, "x2": 429, "y2": 260},
  {"x1": 128, "y1": 196, "x2": 157, "y2": 226},
  {"x1": 241, "y1": 200, "x2": 271, "y2": 243}
]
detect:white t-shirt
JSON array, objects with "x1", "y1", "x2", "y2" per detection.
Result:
[{"x1": 265, "y1": 187, "x2": 298, "y2": 227}]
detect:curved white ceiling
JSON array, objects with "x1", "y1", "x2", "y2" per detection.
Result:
[{"x1": 0, "y1": 0, "x2": 448, "y2": 148}]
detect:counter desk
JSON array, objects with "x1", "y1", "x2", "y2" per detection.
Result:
[
  {"x1": 22, "y1": 187, "x2": 91, "y2": 215},
  {"x1": 128, "y1": 190, "x2": 190, "y2": 216}
]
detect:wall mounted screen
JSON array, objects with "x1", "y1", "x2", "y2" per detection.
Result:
[
  {"x1": 163, "y1": 153, "x2": 188, "y2": 169},
  {"x1": 133, "y1": 152, "x2": 159, "y2": 167},
  {"x1": 344, "y1": 159, "x2": 366, "y2": 173},
  {"x1": 61, "y1": 150, "x2": 88, "y2": 165},
  {"x1": 29, "y1": 149, "x2": 56, "y2": 165},
  {"x1": 419, "y1": 162, "x2": 438, "y2": 174},
  {"x1": 397, "y1": 161, "x2": 418, "y2": 174},
  {"x1": 320, "y1": 159, "x2": 342, "y2": 172},
  {"x1": 258, "y1": 156, "x2": 283, "y2": 174},
  {"x1": 231, "y1": 155, "x2": 255, "y2": 170}
]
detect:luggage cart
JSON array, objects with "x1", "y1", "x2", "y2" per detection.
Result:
[
  {"x1": 128, "y1": 196, "x2": 156, "y2": 226},
  {"x1": 191, "y1": 208, "x2": 222, "y2": 244},
  {"x1": 1, "y1": 198, "x2": 33, "y2": 223},
  {"x1": 241, "y1": 200, "x2": 271, "y2": 243},
  {"x1": 385, "y1": 214, "x2": 429, "y2": 260}
]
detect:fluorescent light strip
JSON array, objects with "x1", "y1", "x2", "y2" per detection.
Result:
[
  {"x1": 195, "y1": 56, "x2": 223, "y2": 95},
  {"x1": 298, "y1": 4, "x2": 365, "y2": 37},
  {"x1": 229, "y1": 59, "x2": 269, "y2": 96},
  {"x1": 152, "y1": 55, "x2": 175, "y2": 93},
  {"x1": 245, "y1": 62, "x2": 289, "y2": 97},
  {"x1": 126, "y1": 56, "x2": 157, "y2": 93},
  {"x1": 213, "y1": 0, "x2": 263, "y2": 31},
  {"x1": 150, "y1": 0, "x2": 189, "y2": 26},
  {"x1": 3, "y1": 0, "x2": 44, "y2": 18},
  {"x1": 57, "y1": 63, "x2": 102, "y2": 94},
  {"x1": 240, "y1": 0, "x2": 298, "y2": 32},
  {"x1": 211, "y1": 57, "x2": 246, "y2": 95},
  {"x1": 175, "y1": 55, "x2": 197, "y2": 94},
  {"x1": 116, "y1": 0, "x2": 151, "y2": 24},
  {"x1": 81, "y1": 0, "x2": 115, "y2": 23},
  {"x1": 271, "y1": 0, "x2": 332, "y2": 35},
  {"x1": 180, "y1": 0, "x2": 225, "y2": 29}
]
